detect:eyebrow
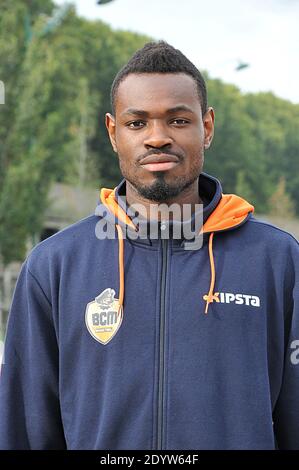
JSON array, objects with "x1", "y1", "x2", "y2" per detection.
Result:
[{"x1": 121, "y1": 105, "x2": 195, "y2": 117}]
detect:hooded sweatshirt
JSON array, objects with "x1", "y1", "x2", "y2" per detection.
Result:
[{"x1": 0, "y1": 172, "x2": 298, "y2": 450}]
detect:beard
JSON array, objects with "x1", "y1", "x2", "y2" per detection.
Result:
[
  {"x1": 120, "y1": 165, "x2": 201, "y2": 202},
  {"x1": 131, "y1": 173, "x2": 199, "y2": 202}
]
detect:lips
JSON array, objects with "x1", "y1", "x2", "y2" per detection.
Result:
[
  {"x1": 139, "y1": 154, "x2": 180, "y2": 165},
  {"x1": 139, "y1": 154, "x2": 180, "y2": 172}
]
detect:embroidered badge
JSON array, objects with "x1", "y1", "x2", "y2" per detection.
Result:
[{"x1": 85, "y1": 288, "x2": 123, "y2": 345}]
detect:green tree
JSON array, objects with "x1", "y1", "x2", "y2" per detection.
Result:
[
  {"x1": 0, "y1": 0, "x2": 54, "y2": 187},
  {"x1": 268, "y1": 176, "x2": 296, "y2": 218},
  {"x1": 243, "y1": 92, "x2": 299, "y2": 214},
  {"x1": 205, "y1": 77, "x2": 270, "y2": 212},
  {"x1": 0, "y1": 3, "x2": 150, "y2": 263},
  {"x1": 235, "y1": 170, "x2": 254, "y2": 203}
]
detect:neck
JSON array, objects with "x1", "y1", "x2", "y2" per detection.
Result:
[{"x1": 125, "y1": 179, "x2": 203, "y2": 222}]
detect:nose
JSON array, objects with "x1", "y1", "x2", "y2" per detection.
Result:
[{"x1": 143, "y1": 121, "x2": 173, "y2": 149}]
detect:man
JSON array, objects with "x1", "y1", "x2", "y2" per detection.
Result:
[{"x1": 0, "y1": 41, "x2": 298, "y2": 450}]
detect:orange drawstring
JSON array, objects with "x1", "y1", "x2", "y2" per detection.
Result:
[
  {"x1": 203, "y1": 232, "x2": 220, "y2": 314},
  {"x1": 116, "y1": 224, "x2": 218, "y2": 315},
  {"x1": 115, "y1": 224, "x2": 124, "y2": 310}
]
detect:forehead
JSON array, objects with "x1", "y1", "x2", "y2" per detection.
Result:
[{"x1": 115, "y1": 73, "x2": 201, "y2": 116}]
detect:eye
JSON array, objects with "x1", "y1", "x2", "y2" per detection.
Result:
[
  {"x1": 171, "y1": 119, "x2": 190, "y2": 125},
  {"x1": 126, "y1": 120, "x2": 146, "y2": 129}
]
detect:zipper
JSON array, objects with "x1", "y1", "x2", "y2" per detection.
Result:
[{"x1": 156, "y1": 237, "x2": 168, "y2": 450}]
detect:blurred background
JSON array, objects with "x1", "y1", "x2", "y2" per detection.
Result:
[{"x1": 0, "y1": 0, "x2": 299, "y2": 343}]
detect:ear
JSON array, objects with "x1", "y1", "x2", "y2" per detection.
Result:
[
  {"x1": 105, "y1": 113, "x2": 118, "y2": 153},
  {"x1": 203, "y1": 107, "x2": 215, "y2": 150}
]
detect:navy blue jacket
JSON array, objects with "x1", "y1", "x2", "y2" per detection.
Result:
[{"x1": 0, "y1": 172, "x2": 298, "y2": 449}]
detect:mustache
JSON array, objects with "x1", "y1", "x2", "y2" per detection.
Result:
[{"x1": 137, "y1": 149, "x2": 184, "y2": 162}]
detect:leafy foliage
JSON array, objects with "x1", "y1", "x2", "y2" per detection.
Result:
[{"x1": 0, "y1": 1, "x2": 298, "y2": 264}]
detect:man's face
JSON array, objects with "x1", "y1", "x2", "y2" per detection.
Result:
[{"x1": 106, "y1": 73, "x2": 214, "y2": 202}]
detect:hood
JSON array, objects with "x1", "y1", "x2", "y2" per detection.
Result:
[{"x1": 96, "y1": 172, "x2": 254, "y2": 314}]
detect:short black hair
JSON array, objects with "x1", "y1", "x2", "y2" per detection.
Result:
[{"x1": 110, "y1": 40, "x2": 207, "y2": 116}]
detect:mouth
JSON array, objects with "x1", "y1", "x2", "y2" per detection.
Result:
[{"x1": 139, "y1": 154, "x2": 180, "y2": 172}]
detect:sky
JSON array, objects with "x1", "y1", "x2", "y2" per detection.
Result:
[{"x1": 54, "y1": 0, "x2": 299, "y2": 104}]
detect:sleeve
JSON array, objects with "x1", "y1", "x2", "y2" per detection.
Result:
[
  {"x1": 273, "y1": 240, "x2": 299, "y2": 450},
  {"x1": 0, "y1": 260, "x2": 66, "y2": 449}
]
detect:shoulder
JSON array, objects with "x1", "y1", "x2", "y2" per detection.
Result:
[
  {"x1": 247, "y1": 215, "x2": 299, "y2": 247},
  {"x1": 244, "y1": 215, "x2": 299, "y2": 268},
  {"x1": 26, "y1": 214, "x2": 98, "y2": 274}
]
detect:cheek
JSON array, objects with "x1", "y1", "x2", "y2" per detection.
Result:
[
  {"x1": 182, "y1": 143, "x2": 204, "y2": 173},
  {"x1": 179, "y1": 128, "x2": 203, "y2": 150},
  {"x1": 116, "y1": 143, "x2": 137, "y2": 175},
  {"x1": 116, "y1": 126, "x2": 138, "y2": 145},
  {"x1": 115, "y1": 131, "x2": 130, "y2": 153}
]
